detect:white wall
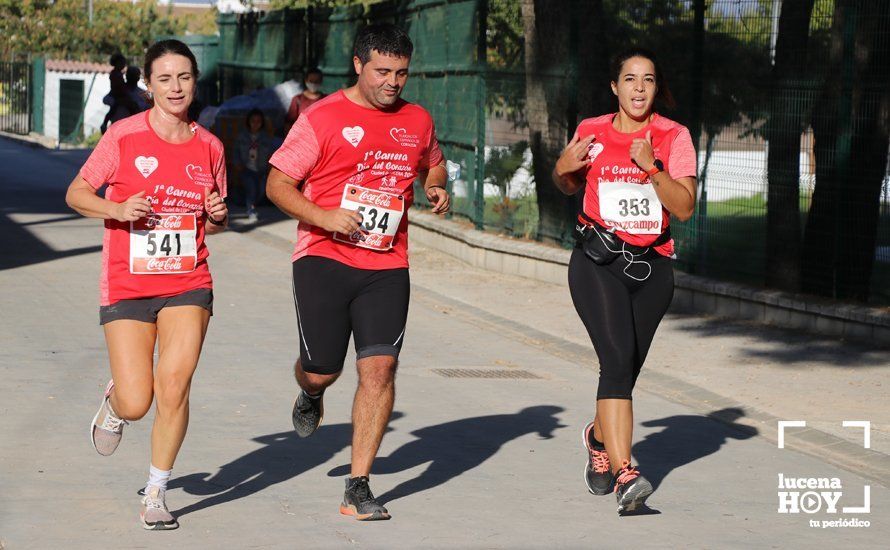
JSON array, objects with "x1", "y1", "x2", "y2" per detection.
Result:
[{"x1": 43, "y1": 70, "x2": 111, "y2": 141}]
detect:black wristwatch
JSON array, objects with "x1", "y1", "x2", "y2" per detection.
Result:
[{"x1": 645, "y1": 159, "x2": 664, "y2": 177}]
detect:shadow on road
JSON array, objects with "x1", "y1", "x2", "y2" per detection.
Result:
[
  {"x1": 170, "y1": 424, "x2": 353, "y2": 517},
  {"x1": 0, "y1": 139, "x2": 98, "y2": 271},
  {"x1": 669, "y1": 313, "x2": 889, "y2": 366},
  {"x1": 632, "y1": 407, "x2": 758, "y2": 492},
  {"x1": 168, "y1": 412, "x2": 404, "y2": 517},
  {"x1": 327, "y1": 405, "x2": 566, "y2": 504}
]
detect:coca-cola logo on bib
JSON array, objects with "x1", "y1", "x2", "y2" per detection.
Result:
[
  {"x1": 362, "y1": 233, "x2": 386, "y2": 247},
  {"x1": 146, "y1": 257, "x2": 183, "y2": 271},
  {"x1": 145, "y1": 214, "x2": 187, "y2": 230},
  {"x1": 358, "y1": 189, "x2": 393, "y2": 208}
]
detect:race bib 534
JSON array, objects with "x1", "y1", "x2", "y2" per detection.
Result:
[{"x1": 334, "y1": 184, "x2": 405, "y2": 251}]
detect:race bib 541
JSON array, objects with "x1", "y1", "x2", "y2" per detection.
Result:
[{"x1": 129, "y1": 213, "x2": 198, "y2": 274}]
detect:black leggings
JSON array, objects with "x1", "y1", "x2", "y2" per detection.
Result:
[{"x1": 568, "y1": 247, "x2": 674, "y2": 400}]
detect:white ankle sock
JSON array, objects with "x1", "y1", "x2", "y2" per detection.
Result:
[{"x1": 146, "y1": 464, "x2": 172, "y2": 492}]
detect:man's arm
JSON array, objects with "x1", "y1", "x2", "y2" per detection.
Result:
[
  {"x1": 418, "y1": 160, "x2": 450, "y2": 214},
  {"x1": 266, "y1": 167, "x2": 363, "y2": 234}
]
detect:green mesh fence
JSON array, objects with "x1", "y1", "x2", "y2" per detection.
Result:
[
  {"x1": 213, "y1": 0, "x2": 890, "y2": 305},
  {"x1": 218, "y1": 10, "x2": 307, "y2": 98},
  {"x1": 217, "y1": 0, "x2": 486, "y2": 225},
  {"x1": 481, "y1": 0, "x2": 890, "y2": 306}
]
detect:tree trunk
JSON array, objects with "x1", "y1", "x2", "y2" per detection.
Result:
[
  {"x1": 521, "y1": 0, "x2": 603, "y2": 244},
  {"x1": 764, "y1": 0, "x2": 815, "y2": 292},
  {"x1": 803, "y1": 0, "x2": 890, "y2": 301}
]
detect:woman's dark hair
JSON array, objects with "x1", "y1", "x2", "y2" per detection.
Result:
[
  {"x1": 304, "y1": 67, "x2": 323, "y2": 82},
  {"x1": 353, "y1": 24, "x2": 413, "y2": 64},
  {"x1": 610, "y1": 48, "x2": 675, "y2": 110},
  {"x1": 143, "y1": 39, "x2": 200, "y2": 81},
  {"x1": 245, "y1": 108, "x2": 264, "y2": 127}
]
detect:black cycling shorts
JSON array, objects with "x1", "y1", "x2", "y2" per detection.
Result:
[{"x1": 291, "y1": 256, "x2": 410, "y2": 375}]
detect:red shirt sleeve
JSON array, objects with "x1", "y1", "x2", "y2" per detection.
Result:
[
  {"x1": 423, "y1": 122, "x2": 444, "y2": 169},
  {"x1": 269, "y1": 115, "x2": 320, "y2": 182},
  {"x1": 80, "y1": 125, "x2": 121, "y2": 189},
  {"x1": 668, "y1": 127, "x2": 697, "y2": 180}
]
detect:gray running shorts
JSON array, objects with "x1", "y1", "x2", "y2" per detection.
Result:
[{"x1": 99, "y1": 288, "x2": 213, "y2": 325}]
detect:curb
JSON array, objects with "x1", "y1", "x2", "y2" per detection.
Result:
[
  {"x1": 0, "y1": 130, "x2": 85, "y2": 151},
  {"x1": 409, "y1": 210, "x2": 890, "y2": 346}
]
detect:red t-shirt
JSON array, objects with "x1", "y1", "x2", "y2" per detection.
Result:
[
  {"x1": 286, "y1": 92, "x2": 324, "y2": 124},
  {"x1": 269, "y1": 90, "x2": 444, "y2": 270},
  {"x1": 575, "y1": 113, "x2": 697, "y2": 257},
  {"x1": 80, "y1": 111, "x2": 227, "y2": 306}
]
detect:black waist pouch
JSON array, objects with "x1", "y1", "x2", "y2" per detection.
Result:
[
  {"x1": 574, "y1": 212, "x2": 672, "y2": 265},
  {"x1": 573, "y1": 222, "x2": 622, "y2": 265}
]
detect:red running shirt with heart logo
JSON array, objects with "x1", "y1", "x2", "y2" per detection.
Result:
[{"x1": 79, "y1": 111, "x2": 227, "y2": 305}]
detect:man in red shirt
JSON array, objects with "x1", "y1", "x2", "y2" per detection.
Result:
[{"x1": 267, "y1": 24, "x2": 449, "y2": 521}]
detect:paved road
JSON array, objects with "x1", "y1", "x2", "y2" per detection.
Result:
[{"x1": 0, "y1": 137, "x2": 887, "y2": 549}]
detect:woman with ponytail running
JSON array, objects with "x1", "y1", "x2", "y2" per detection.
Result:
[{"x1": 552, "y1": 48, "x2": 697, "y2": 514}]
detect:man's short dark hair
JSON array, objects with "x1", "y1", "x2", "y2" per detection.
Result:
[{"x1": 353, "y1": 24, "x2": 413, "y2": 64}]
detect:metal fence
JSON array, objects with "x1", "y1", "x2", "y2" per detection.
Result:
[
  {"x1": 481, "y1": 0, "x2": 890, "y2": 305},
  {"x1": 216, "y1": 0, "x2": 487, "y2": 226},
  {"x1": 211, "y1": 0, "x2": 890, "y2": 305},
  {"x1": 0, "y1": 61, "x2": 31, "y2": 135}
]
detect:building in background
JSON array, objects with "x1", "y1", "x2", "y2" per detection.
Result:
[
  {"x1": 153, "y1": 0, "x2": 271, "y2": 14},
  {"x1": 42, "y1": 60, "x2": 112, "y2": 142}
]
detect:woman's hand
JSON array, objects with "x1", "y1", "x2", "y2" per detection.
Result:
[
  {"x1": 555, "y1": 133, "x2": 595, "y2": 177},
  {"x1": 629, "y1": 130, "x2": 656, "y2": 171},
  {"x1": 205, "y1": 191, "x2": 228, "y2": 223},
  {"x1": 112, "y1": 191, "x2": 152, "y2": 222}
]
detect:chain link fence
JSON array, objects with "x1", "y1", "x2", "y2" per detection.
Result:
[
  {"x1": 480, "y1": 0, "x2": 890, "y2": 305},
  {"x1": 211, "y1": 0, "x2": 889, "y2": 305}
]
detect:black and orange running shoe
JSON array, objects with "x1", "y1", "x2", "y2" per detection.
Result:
[
  {"x1": 582, "y1": 420, "x2": 613, "y2": 495},
  {"x1": 340, "y1": 476, "x2": 391, "y2": 521},
  {"x1": 614, "y1": 460, "x2": 653, "y2": 514}
]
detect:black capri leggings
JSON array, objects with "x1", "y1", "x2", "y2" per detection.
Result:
[{"x1": 568, "y1": 247, "x2": 674, "y2": 400}]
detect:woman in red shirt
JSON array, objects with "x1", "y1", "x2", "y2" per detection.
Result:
[
  {"x1": 284, "y1": 67, "x2": 325, "y2": 135},
  {"x1": 65, "y1": 40, "x2": 228, "y2": 530},
  {"x1": 553, "y1": 48, "x2": 697, "y2": 514}
]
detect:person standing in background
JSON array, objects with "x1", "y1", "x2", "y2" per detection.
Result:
[
  {"x1": 235, "y1": 108, "x2": 276, "y2": 224},
  {"x1": 284, "y1": 67, "x2": 325, "y2": 135}
]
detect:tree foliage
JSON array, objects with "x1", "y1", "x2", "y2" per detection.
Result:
[{"x1": 0, "y1": 0, "x2": 187, "y2": 61}]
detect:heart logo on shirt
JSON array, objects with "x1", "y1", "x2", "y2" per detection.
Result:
[
  {"x1": 390, "y1": 127, "x2": 407, "y2": 142},
  {"x1": 185, "y1": 163, "x2": 215, "y2": 188},
  {"x1": 185, "y1": 164, "x2": 203, "y2": 180},
  {"x1": 588, "y1": 142, "x2": 604, "y2": 163},
  {"x1": 135, "y1": 156, "x2": 158, "y2": 178},
  {"x1": 342, "y1": 126, "x2": 365, "y2": 147}
]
